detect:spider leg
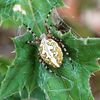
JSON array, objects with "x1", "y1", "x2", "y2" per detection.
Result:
[
  {"x1": 49, "y1": 22, "x2": 72, "y2": 35},
  {"x1": 23, "y1": 24, "x2": 41, "y2": 45},
  {"x1": 44, "y1": 3, "x2": 57, "y2": 34},
  {"x1": 26, "y1": 39, "x2": 41, "y2": 46},
  {"x1": 60, "y1": 42, "x2": 73, "y2": 61},
  {"x1": 39, "y1": 56, "x2": 53, "y2": 73},
  {"x1": 23, "y1": 24, "x2": 36, "y2": 37},
  {"x1": 26, "y1": 40, "x2": 35, "y2": 45}
]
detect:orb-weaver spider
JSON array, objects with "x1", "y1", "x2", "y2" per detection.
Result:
[{"x1": 24, "y1": 4, "x2": 72, "y2": 73}]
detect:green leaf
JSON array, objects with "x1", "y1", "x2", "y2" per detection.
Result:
[
  {"x1": 0, "y1": 0, "x2": 100, "y2": 100},
  {"x1": 0, "y1": 56, "x2": 11, "y2": 88},
  {"x1": 0, "y1": 33, "x2": 38, "y2": 99},
  {"x1": 0, "y1": 56, "x2": 10, "y2": 76},
  {"x1": 61, "y1": 32, "x2": 100, "y2": 72}
]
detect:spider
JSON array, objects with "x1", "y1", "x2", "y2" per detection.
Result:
[{"x1": 24, "y1": 4, "x2": 72, "y2": 73}]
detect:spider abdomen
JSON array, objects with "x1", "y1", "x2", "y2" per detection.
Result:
[{"x1": 39, "y1": 36, "x2": 63, "y2": 68}]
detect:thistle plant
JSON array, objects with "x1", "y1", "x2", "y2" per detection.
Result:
[{"x1": 0, "y1": 0, "x2": 100, "y2": 100}]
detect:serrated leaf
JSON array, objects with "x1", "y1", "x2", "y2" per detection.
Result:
[
  {"x1": 0, "y1": 56, "x2": 10, "y2": 76},
  {"x1": 0, "y1": 0, "x2": 100, "y2": 100},
  {"x1": 0, "y1": 33, "x2": 39, "y2": 99}
]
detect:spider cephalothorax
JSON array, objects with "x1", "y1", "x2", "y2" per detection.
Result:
[{"x1": 24, "y1": 4, "x2": 72, "y2": 72}]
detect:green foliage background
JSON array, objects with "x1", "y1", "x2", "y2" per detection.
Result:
[{"x1": 0, "y1": 0, "x2": 100, "y2": 100}]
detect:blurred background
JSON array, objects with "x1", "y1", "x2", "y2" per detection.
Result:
[{"x1": 0, "y1": 0, "x2": 100, "y2": 100}]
